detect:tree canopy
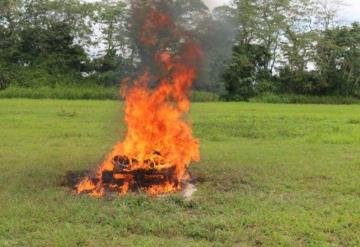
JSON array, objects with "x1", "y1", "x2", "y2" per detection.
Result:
[{"x1": 0, "y1": 0, "x2": 359, "y2": 99}]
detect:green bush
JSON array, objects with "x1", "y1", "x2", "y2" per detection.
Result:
[
  {"x1": 0, "y1": 86, "x2": 119, "y2": 100},
  {"x1": 190, "y1": 91, "x2": 220, "y2": 102},
  {"x1": 0, "y1": 87, "x2": 220, "y2": 102},
  {"x1": 250, "y1": 93, "x2": 360, "y2": 105},
  {"x1": 254, "y1": 80, "x2": 276, "y2": 95}
]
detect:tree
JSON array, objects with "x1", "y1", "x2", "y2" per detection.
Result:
[
  {"x1": 89, "y1": 0, "x2": 132, "y2": 86},
  {"x1": 316, "y1": 23, "x2": 360, "y2": 95},
  {"x1": 0, "y1": 0, "x2": 96, "y2": 87},
  {"x1": 0, "y1": 0, "x2": 22, "y2": 88},
  {"x1": 222, "y1": 44, "x2": 270, "y2": 100},
  {"x1": 314, "y1": 0, "x2": 345, "y2": 30},
  {"x1": 222, "y1": 0, "x2": 289, "y2": 99},
  {"x1": 231, "y1": 0, "x2": 290, "y2": 71}
]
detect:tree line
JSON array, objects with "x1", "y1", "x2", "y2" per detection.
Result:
[{"x1": 0, "y1": 0, "x2": 359, "y2": 100}]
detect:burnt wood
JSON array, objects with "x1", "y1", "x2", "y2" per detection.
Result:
[{"x1": 101, "y1": 164, "x2": 178, "y2": 191}]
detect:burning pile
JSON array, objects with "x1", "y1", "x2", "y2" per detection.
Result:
[{"x1": 76, "y1": 0, "x2": 201, "y2": 197}]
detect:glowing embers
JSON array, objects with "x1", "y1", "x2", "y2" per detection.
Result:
[{"x1": 76, "y1": 153, "x2": 189, "y2": 197}]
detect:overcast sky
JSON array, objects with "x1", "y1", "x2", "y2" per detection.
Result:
[
  {"x1": 206, "y1": 0, "x2": 360, "y2": 23},
  {"x1": 84, "y1": 0, "x2": 359, "y2": 22}
]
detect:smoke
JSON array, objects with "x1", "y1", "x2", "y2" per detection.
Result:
[
  {"x1": 127, "y1": 0, "x2": 236, "y2": 92},
  {"x1": 202, "y1": 0, "x2": 229, "y2": 10},
  {"x1": 127, "y1": 1, "x2": 203, "y2": 78},
  {"x1": 194, "y1": 0, "x2": 236, "y2": 92}
]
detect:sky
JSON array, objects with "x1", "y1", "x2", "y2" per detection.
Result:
[
  {"x1": 338, "y1": 0, "x2": 360, "y2": 22},
  {"x1": 84, "y1": 0, "x2": 359, "y2": 56},
  {"x1": 83, "y1": 0, "x2": 359, "y2": 22},
  {"x1": 206, "y1": 0, "x2": 360, "y2": 23}
]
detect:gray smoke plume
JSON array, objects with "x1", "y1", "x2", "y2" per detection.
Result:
[{"x1": 126, "y1": 0, "x2": 236, "y2": 92}]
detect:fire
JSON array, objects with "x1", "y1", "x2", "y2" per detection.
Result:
[{"x1": 76, "y1": 1, "x2": 201, "y2": 197}]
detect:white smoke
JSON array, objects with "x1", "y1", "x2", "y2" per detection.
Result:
[{"x1": 202, "y1": 0, "x2": 230, "y2": 10}]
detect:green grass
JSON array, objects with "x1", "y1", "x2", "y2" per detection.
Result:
[{"x1": 0, "y1": 99, "x2": 359, "y2": 246}]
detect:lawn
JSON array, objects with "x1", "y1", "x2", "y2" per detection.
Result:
[{"x1": 0, "y1": 99, "x2": 359, "y2": 246}]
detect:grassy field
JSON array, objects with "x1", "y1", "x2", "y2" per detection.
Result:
[{"x1": 0, "y1": 99, "x2": 359, "y2": 246}]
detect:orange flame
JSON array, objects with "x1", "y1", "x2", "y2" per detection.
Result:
[{"x1": 76, "y1": 2, "x2": 201, "y2": 197}]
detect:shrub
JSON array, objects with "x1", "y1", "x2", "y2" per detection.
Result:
[
  {"x1": 0, "y1": 87, "x2": 220, "y2": 102},
  {"x1": 190, "y1": 91, "x2": 220, "y2": 102},
  {"x1": 0, "y1": 86, "x2": 119, "y2": 100},
  {"x1": 250, "y1": 93, "x2": 360, "y2": 105}
]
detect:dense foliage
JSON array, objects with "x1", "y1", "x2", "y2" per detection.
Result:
[
  {"x1": 221, "y1": 0, "x2": 360, "y2": 100},
  {"x1": 0, "y1": 0, "x2": 359, "y2": 100}
]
